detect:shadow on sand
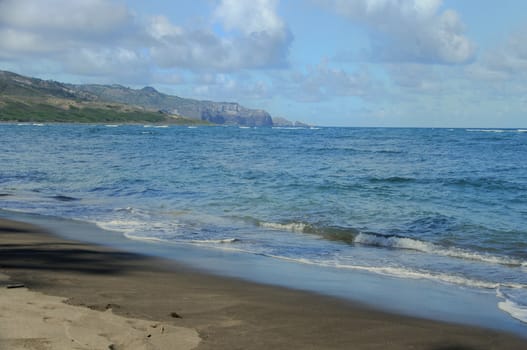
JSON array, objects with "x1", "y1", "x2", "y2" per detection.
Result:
[{"x1": 0, "y1": 222, "x2": 149, "y2": 278}]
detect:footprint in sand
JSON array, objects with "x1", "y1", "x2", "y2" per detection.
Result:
[{"x1": 0, "y1": 278, "x2": 200, "y2": 350}]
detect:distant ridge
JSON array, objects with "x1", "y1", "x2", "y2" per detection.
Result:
[{"x1": 0, "y1": 70, "x2": 273, "y2": 126}]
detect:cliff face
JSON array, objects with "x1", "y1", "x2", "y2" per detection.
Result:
[
  {"x1": 200, "y1": 103, "x2": 272, "y2": 126},
  {"x1": 73, "y1": 85, "x2": 273, "y2": 126},
  {"x1": 0, "y1": 70, "x2": 274, "y2": 126}
]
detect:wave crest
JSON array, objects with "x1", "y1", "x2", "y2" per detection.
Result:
[
  {"x1": 259, "y1": 221, "x2": 308, "y2": 233},
  {"x1": 355, "y1": 232, "x2": 525, "y2": 267},
  {"x1": 258, "y1": 221, "x2": 525, "y2": 267},
  {"x1": 190, "y1": 238, "x2": 240, "y2": 244},
  {"x1": 497, "y1": 287, "x2": 527, "y2": 324},
  {"x1": 265, "y1": 254, "x2": 526, "y2": 290},
  {"x1": 258, "y1": 221, "x2": 358, "y2": 244}
]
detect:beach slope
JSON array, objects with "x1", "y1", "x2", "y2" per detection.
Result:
[{"x1": 1, "y1": 218, "x2": 526, "y2": 349}]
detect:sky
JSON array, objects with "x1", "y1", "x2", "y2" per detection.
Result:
[{"x1": 1, "y1": 0, "x2": 526, "y2": 127}]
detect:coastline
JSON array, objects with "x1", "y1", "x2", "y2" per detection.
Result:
[{"x1": 1, "y1": 217, "x2": 526, "y2": 349}]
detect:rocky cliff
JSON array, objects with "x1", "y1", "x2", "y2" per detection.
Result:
[
  {"x1": 0, "y1": 70, "x2": 274, "y2": 126},
  {"x1": 75, "y1": 84, "x2": 273, "y2": 126}
]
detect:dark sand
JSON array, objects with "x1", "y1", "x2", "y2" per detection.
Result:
[{"x1": 1, "y1": 218, "x2": 526, "y2": 349}]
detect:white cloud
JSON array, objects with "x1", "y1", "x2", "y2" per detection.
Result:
[
  {"x1": 63, "y1": 48, "x2": 146, "y2": 77},
  {"x1": 148, "y1": 0, "x2": 292, "y2": 71},
  {"x1": 479, "y1": 28, "x2": 527, "y2": 77},
  {"x1": 386, "y1": 63, "x2": 443, "y2": 93},
  {"x1": 272, "y1": 61, "x2": 379, "y2": 102},
  {"x1": 459, "y1": 26, "x2": 527, "y2": 100},
  {"x1": 0, "y1": 29, "x2": 49, "y2": 56},
  {"x1": 146, "y1": 15, "x2": 184, "y2": 40},
  {"x1": 0, "y1": 0, "x2": 138, "y2": 67},
  {"x1": 319, "y1": 0, "x2": 475, "y2": 64},
  {"x1": 189, "y1": 72, "x2": 273, "y2": 100},
  {"x1": 0, "y1": 0, "x2": 133, "y2": 37},
  {"x1": 0, "y1": 0, "x2": 292, "y2": 82},
  {"x1": 214, "y1": 0, "x2": 285, "y2": 36}
]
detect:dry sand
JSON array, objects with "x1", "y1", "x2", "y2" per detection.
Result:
[
  {"x1": 1, "y1": 218, "x2": 526, "y2": 349},
  {"x1": 0, "y1": 273, "x2": 199, "y2": 349}
]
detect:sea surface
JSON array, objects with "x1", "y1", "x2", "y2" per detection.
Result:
[{"x1": 1, "y1": 123, "x2": 526, "y2": 327}]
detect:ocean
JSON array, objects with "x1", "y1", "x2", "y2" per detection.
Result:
[{"x1": 1, "y1": 123, "x2": 526, "y2": 330}]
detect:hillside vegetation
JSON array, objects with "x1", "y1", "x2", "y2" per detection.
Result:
[
  {"x1": 0, "y1": 70, "x2": 270, "y2": 125},
  {"x1": 0, "y1": 95, "x2": 205, "y2": 124}
]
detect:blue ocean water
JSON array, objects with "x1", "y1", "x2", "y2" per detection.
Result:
[{"x1": 1, "y1": 123, "x2": 526, "y2": 324}]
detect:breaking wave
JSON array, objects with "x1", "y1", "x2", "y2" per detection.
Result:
[
  {"x1": 258, "y1": 221, "x2": 525, "y2": 267},
  {"x1": 258, "y1": 221, "x2": 357, "y2": 244},
  {"x1": 122, "y1": 232, "x2": 240, "y2": 246},
  {"x1": 189, "y1": 238, "x2": 240, "y2": 244},
  {"x1": 264, "y1": 253, "x2": 526, "y2": 290},
  {"x1": 466, "y1": 128, "x2": 527, "y2": 133},
  {"x1": 259, "y1": 221, "x2": 309, "y2": 233},
  {"x1": 497, "y1": 288, "x2": 527, "y2": 324},
  {"x1": 355, "y1": 232, "x2": 525, "y2": 267}
]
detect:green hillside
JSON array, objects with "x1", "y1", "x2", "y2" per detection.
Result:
[
  {"x1": 0, "y1": 96, "x2": 206, "y2": 125},
  {"x1": 0, "y1": 70, "x2": 271, "y2": 126}
]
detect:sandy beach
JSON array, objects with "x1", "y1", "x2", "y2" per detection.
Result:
[{"x1": 1, "y1": 218, "x2": 526, "y2": 350}]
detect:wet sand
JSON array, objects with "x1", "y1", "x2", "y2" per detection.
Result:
[{"x1": 1, "y1": 218, "x2": 526, "y2": 349}]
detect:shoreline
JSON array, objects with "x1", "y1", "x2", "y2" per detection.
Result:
[
  {"x1": 1, "y1": 217, "x2": 527, "y2": 349},
  {"x1": 4, "y1": 208, "x2": 526, "y2": 336}
]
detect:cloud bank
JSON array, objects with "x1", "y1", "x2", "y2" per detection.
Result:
[
  {"x1": 320, "y1": 0, "x2": 476, "y2": 64},
  {"x1": 0, "y1": 0, "x2": 292, "y2": 79}
]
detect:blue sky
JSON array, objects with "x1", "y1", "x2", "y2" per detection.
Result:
[{"x1": 1, "y1": 0, "x2": 526, "y2": 127}]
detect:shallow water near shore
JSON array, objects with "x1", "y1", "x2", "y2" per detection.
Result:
[
  {"x1": 1, "y1": 124, "x2": 526, "y2": 332},
  {"x1": 2, "y1": 209, "x2": 527, "y2": 337}
]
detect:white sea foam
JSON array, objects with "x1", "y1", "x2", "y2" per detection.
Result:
[
  {"x1": 109, "y1": 218, "x2": 526, "y2": 293},
  {"x1": 355, "y1": 233, "x2": 429, "y2": 251},
  {"x1": 497, "y1": 288, "x2": 527, "y2": 324},
  {"x1": 189, "y1": 238, "x2": 240, "y2": 244},
  {"x1": 95, "y1": 219, "x2": 147, "y2": 234},
  {"x1": 95, "y1": 214, "x2": 183, "y2": 237},
  {"x1": 105, "y1": 124, "x2": 119, "y2": 127},
  {"x1": 123, "y1": 232, "x2": 170, "y2": 244},
  {"x1": 466, "y1": 129, "x2": 506, "y2": 133},
  {"x1": 258, "y1": 223, "x2": 525, "y2": 267},
  {"x1": 354, "y1": 233, "x2": 525, "y2": 267},
  {"x1": 122, "y1": 231, "x2": 225, "y2": 245},
  {"x1": 498, "y1": 300, "x2": 527, "y2": 324},
  {"x1": 272, "y1": 127, "x2": 296, "y2": 130},
  {"x1": 115, "y1": 206, "x2": 134, "y2": 212},
  {"x1": 259, "y1": 221, "x2": 308, "y2": 233},
  {"x1": 336, "y1": 264, "x2": 502, "y2": 289},
  {"x1": 466, "y1": 128, "x2": 527, "y2": 133},
  {"x1": 266, "y1": 254, "x2": 527, "y2": 290},
  {"x1": 115, "y1": 206, "x2": 145, "y2": 215}
]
